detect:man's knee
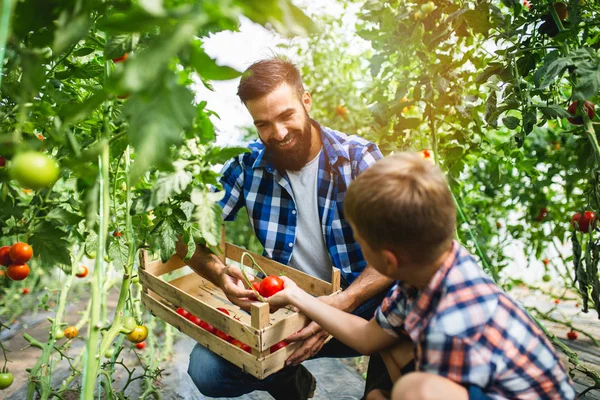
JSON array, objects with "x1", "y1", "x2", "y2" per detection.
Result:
[
  {"x1": 391, "y1": 372, "x2": 468, "y2": 400},
  {"x1": 187, "y1": 344, "x2": 227, "y2": 397}
]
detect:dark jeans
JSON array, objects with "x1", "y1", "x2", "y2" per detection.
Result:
[{"x1": 187, "y1": 290, "x2": 389, "y2": 397}]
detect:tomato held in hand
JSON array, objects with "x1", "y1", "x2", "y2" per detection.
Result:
[
  {"x1": 0, "y1": 246, "x2": 11, "y2": 267},
  {"x1": 270, "y1": 340, "x2": 288, "y2": 353},
  {"x1": 567, "y1": 101, "x2": 595, "y2": 125},
  {"x1": 259, "y1": 276, "x2": 284, "y2": 297},
  {"x1": 126, "y1": 325, "x2": 148, "y2": 343},
  {"x1": 0, "y1": 371, "x2": 14, "y2": 390},
  {"x1": 9, "y1": 151, "x2": 60, "y2": 189},
  {"x1": 9, "y1": 242, "x2": 33, "y2": 263},
  {"x1": 76, "y1": 265, "x2": 88, "y2": 278},
  {"x1": 7, "y1": 263, "x2": 30, "y2": 281}
]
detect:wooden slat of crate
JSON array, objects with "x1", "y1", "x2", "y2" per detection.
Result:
[
  {"x1": 144, "y1": 253, "x2": 187, "y2": 277},
  {"x1": 141, "y1": 291, "x2": 264, "y2": 376},
  {"x1": 225, "y1": 243, "x2": 340, "y2": 296},
  {"x1": 139, "y1": 268, "x2": 261, "y2": 348}
]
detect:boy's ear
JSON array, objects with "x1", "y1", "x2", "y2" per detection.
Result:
[{"x1": 381, "y1": 249, "x2": 399, "y2": 275}]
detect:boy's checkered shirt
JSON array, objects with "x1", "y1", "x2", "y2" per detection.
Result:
[
  {"x1": 376, "y1": 241, "x2": 576, "y2": 400},
  {"x1": 216, "y1": 124, "x2": 383, "y2": 285}
]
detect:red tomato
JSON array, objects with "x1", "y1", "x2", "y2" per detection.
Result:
[
  {"x1": 579, "y1": 211, "x2": 597, "y2": 233},
  {"x1": 199, "y1": 320, "x2": 217, "y2": 334},
  {"x1": 135, "y1": 341, "x2": 146, "y2": 350},
  {"x1": 113, "y1": 231, "x2": 123, "y2": 237},
  {"x1": 216, "y1": 330, "x2": 233, "y2": 342},
  {"x1": 76, "y1": 265, "x2": 88, "y2": 278},
  {"x1": 22, "y1": 287, "x2": 29, "y2": 294},
  {"x1": 567, "y1": 330, "x2": 578, "y2": 340},
  {"x1": 231, "y1": 339, "x2": 252, "y2": 353},
  {"x1": 542, "y1": 258, "x2": 549, "y2": 266},
  {"x1": 7, "y1": 264, "x2": 29, "y2": 281},
  {"x1": 112, "y1": 53, "x2": 129, "y2": 63},
  {"x1": 535, "y1": 207, "x2": 548, "y2": 222},
  {"x1": 187, "y1": 315, "x2": 202, "y2": 325},
  {"x1": 216, "y1": 307, "x2": 230, "y2": 315},
  {"x1": 176, "y1": 308, "x2": 191, "y2": 319},
  {"x1": 9, "y1": 242, "x2": 33, "y2": 263},
  {"x1": 571, "y1": 213, "x2": 581, "y2": 230},
  {"x1": 0, "y1": 156, "x2": 5, "y2": 167},
  {"x1": 567, "y1": 101, "x2": 595, "y2": 125},
  {"x1": 0, "y1": 246, "x2": 11, "y2": 267},
  {"x1": 270, "y1": 340, "x2": 288, "y2": 353},
  {"x1": 259, "y1": 276, "x2": 284, "y2": 297}
]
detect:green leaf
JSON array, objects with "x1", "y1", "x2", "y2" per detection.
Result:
[
  {"x1": 154, "y1": 217, "x2": 181, "y2": 262},
  {"x1": 124, "y1": 79, "x2": 196, "y2": 181},
  {"x1": 46, "y1": 207, "x2": 84, "y2": 226},
  {"x1": 104, "y1": 35, "x2": 134, "y2": 60},
  {"x1": 189, "y1": 41, "x2": 242, "y2": 81},
  {"x1": 485, "y1": 91, "x2": 498, "y2": 128},
  {"x1": 522, "y1": 108, "x2": 536, "y2": 134},
  {"x1": 237, "y1": 0, "x2": 319, "y2": 37},
  {"x1": 139, "y1": 165, "x2": 193, "y2": 212},
  {"x1": 62, "y1": 91, "x2": 107, "y2": 125},
  {"x1": 73, "y1": 47, "x2": 95, "y2": 57},
  {"x1": 108, "y1": 239, "x2": 129, "y2": 270},
  {"x1": 191, "y1": 189, "x2": 224, "y2": 247},
  {"x1": 53, "y1": 11, "x2": 92, "y2": 54},
  {"x1": 29, "y1": 222, "x2": 72, "y2": 267},
  {"x1": 502, "y1": 116, "x2": 520, "y2": 129},
  {"x1": 205, "y1": 146, "x2": 250, "y2": 165},
  {"x1": 537, "y1": 105, "x2": 571, "y2": 119}
]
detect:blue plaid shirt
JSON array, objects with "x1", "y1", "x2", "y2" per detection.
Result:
[{"x1": 217, "y1": 124, "x2": 383, "y2": 285}]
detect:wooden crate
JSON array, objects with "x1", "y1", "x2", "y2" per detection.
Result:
[{"x1": 138, "y1": 231, "x2": 341, "y2": 379}]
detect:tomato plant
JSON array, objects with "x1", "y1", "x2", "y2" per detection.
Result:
[{"x1": 567, "y1": 101, "x2": 595, "y2": 125}]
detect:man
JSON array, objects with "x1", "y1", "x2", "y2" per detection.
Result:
[{"x1": 179, "y1": 57, "x2": 398, "y2": 399}]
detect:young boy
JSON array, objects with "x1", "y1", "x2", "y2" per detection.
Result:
[{"x1": 266, "y1": 153, "x2": 575, "y2": 400}]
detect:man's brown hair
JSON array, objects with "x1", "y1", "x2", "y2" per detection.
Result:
[
  {"x1": 237, "y1": 57, "x2": 305, "y2": 103},
  {"x1": 345, "y1": 153, "x2": 456, "y2": 264}
]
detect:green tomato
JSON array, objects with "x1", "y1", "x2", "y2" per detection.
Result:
[
  {"x1": 131, "y1": 276, "x2": 140, "y2": 284},
  {"x1": 0, "y1": 372, "x2": 14, "y2": 390},
  {"x1": 104, "y1": 347, "x2": 115, "y2": 358},
  {"x1": 121, "y1": 316, "x2": 137, "y2": 334},
  {"x1": 420, "y1": 1, "x2": 435, "y2": 13},
  {"x1": 542, "y1": 274, "x2": 551, "y2": 282},
  {"x1": 55, "y1": 328, "x2": 65, "y2": 340},
  {"x1": 9, "y1": 151, "x2": 60, "y2": 189}
]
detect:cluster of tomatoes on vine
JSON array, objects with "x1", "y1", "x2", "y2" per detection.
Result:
[{"x1": 0, "y1": 242, "x2": 33, "y2": 281}]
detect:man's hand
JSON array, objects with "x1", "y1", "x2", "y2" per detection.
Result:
[
  {"x1": 282, "y1": 292, "x2": 352, "y2": 366},
  {"x1": 218, "y1": 265, "x2": 257, "y2": 310}
]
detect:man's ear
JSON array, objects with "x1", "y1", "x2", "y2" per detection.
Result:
[
  {"x1": 381, "y1": 249, "x2": 399, "y2": 275},
  {"x1": 302, "y1": 91, "x2": 312, "y2": 113}
]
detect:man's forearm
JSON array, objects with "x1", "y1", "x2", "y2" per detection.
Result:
[
  {"x1": 176, "y1": 240, "x2": 225, "y2": 286},
  {"x1": 339, "y1": 266, "x2": 394, "y2": 312}
]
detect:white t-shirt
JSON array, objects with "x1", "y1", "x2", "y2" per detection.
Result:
[{"x1": 286, "y1": 150, "x2": 333, "y2": 282}]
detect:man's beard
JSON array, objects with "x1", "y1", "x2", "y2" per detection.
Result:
[{"x1": 265, "y1": 112, "x2": 313, "y2": 171}]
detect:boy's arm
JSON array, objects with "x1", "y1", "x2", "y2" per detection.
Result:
[{"x1": 268, "y1": 277, "x2": 399, "y2": 355}]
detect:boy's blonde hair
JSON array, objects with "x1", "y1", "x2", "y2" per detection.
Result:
[{"x1": 345, "y1": 153, "x2": 456, "y2": 264}]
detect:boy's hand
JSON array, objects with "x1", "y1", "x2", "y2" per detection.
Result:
[{"x1": 265, "y1": 276, "x2": 299, "y2": 309}]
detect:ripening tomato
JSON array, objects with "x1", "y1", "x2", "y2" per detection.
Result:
[
  {"x1": 9, "y1": 151, "x2": 60, "y2": 189},
  {"x1": 0, "y1": 246, "x2": 11, "y2": 267},
  {"x1": 135, "y1": 341, "x2": 146, "y2": 350},
  {"x1": 270, "y1": 341, "x2": 288, "y2": 353},
  {"x1": 9, "y1": 242, "x2": 33, "y2": 263},
  {"x1": 126, "y1": 325, "x2": 148, "y2": 343},
  {"x1": 112, "y1": 53, "x2": 129, "y2": 63},
  {"x1": 0, "y1": 371, "x2": 14, "y2": 390},
  {"x1": 76, "y1": 265, "x2": 88, "y2": 278},
  {"x1": 567, "y1": 330, "x2": 578, "y2": 340},
  {"x1": 567, "y1": 101, "x2": 595, "y2": 125},
  {"x1": 579, "y1": 211, "x2": 597, "y2": 233},
  {"x1": 64, "y1": 326, "x2": 78, "y2": 339},
  {"x1": 176, "y1": 307, "x2": 191, "y2": 319},
  {"x1": 7, "y1": 264, "x2": 30, "y2": 281},
  {"x1": 199, "y1": 320, "x2": 217, "y2": 334},
  {"x1": 259, "y1": 276, "x2": 284, "y2": 297}
]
